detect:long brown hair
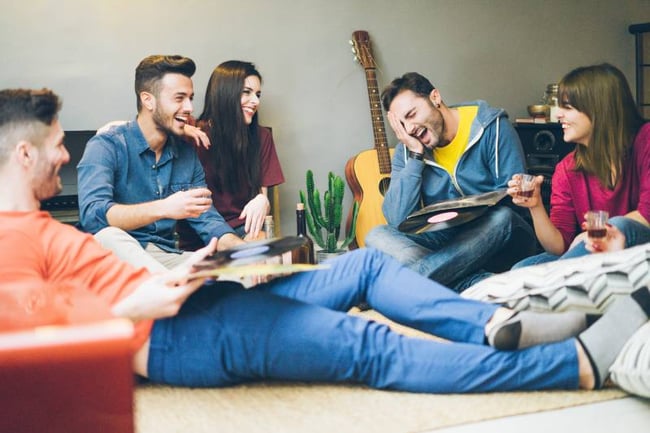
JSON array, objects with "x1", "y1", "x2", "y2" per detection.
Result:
[
  {"x1": 558, "y1": 63, "x2": 645, "y2": 188},
  {"x1": 199, "y1": 60, "x2": 262, "y2": 197}
]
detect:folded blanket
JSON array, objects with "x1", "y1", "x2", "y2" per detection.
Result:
[{"x1": 462, "y1": 243, "x2": 650, "y2": 398}]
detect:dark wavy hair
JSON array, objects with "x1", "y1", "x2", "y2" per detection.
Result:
[
  {"x1": 381, "y1": 72, "x2": 435, "y2": 112},
  {"x1": 134, "y1": 55, "x2": 196, "y2": 112},
  {"x1": 559, "y1": 63, "x2": 646, "y2": 188},
  {"x1": 199, "y1": 60, "x2": 262, "y2": 197}
]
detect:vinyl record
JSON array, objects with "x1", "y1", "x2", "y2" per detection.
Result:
[
  {"x1": 193, "y1": 236, "x2": 308, "y2": 270},
  {"x1": 407, "y1": 190, "x2": 508, "y2": 219},
  {"x1": 398, "y1": 206, "x2": 488, "y2": 234}
]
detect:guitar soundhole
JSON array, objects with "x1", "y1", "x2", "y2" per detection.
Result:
[{"x1": 378, "y1": 177, "x2": 391, "y2": 196}]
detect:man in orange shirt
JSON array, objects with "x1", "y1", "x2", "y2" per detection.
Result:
[{"x1": 1, "y1": 83, "x2": 649, "y2": 393}]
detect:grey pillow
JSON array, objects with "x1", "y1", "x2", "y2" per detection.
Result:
[{"x1": 609, "y1": 322, "x2": 650, "y2": 398}]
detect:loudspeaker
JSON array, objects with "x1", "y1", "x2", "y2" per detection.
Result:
[{"x1": 514, "y1": 123, "x2": 574, "y2": 209}]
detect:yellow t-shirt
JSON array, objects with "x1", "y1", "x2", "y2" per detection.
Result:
[{"x1": 434, "y1": 105, "x2": 478, "y2": 174}]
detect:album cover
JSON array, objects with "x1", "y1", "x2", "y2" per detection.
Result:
[
  {"x1": 188, "y1": 236, "x2": 329, "y2": 280},
  {"x1": 398, "y1": 190, "x2": 508, "y2": 234},
  {"x1": 189, "y1": 262, "x2": 329, "y2": 280},
  {"x1": 407, "y1": 189, "x2": 508, "y2": 219}
]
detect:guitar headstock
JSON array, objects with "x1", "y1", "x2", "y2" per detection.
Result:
[{"x1": 350, "y1": 30, "x2": 377, "y2": 70}]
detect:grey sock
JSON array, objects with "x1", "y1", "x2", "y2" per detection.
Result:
[
  {"x1": 578, "y1": 287, "x2": 650, "y2": 388},
  {"x1": 488, "y1": 310, "x2": 588, "y2": 350}
]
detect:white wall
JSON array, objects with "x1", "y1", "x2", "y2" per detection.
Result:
[{"x1": 1, "y1": 0, "x2": 649, "y2": 236}]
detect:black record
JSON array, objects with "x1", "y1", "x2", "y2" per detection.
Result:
[
  {"x1": 193, "y1": 236, "x2": 308, "y2": 270},
  {"x1": 398, "y1": 206, "x2": 488, "y2": 234}
]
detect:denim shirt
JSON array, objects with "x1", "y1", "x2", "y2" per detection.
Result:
[{"x1": 77, "y1": 120, "x2": 234, "y2": 252}]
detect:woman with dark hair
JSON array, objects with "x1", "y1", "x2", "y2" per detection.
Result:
[
  {"x1": 179, "y1": 61, "x2": 284, "y2": 247},
  {"x1": 510, "y1": 63, "x2": 650, "y2": 267}
]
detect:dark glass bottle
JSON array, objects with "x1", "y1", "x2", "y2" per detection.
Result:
[{"x1": 291, "y1": 203, "x2": 315, "y2": 264}]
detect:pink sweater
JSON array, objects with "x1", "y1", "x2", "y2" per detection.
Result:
[{"x1": 550, "y1": 122, "x2": 650, "y2": 251}]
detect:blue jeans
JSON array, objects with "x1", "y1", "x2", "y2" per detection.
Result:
[
  {"x1": 513, "y1": 216, "x2": 650, "y2": 269},
  {"x1": 147, "y1": 248, "x2": 577, "y2": 393},
  {"x1": 365, "y1": 206, "x2": 536, "y2": 291}
]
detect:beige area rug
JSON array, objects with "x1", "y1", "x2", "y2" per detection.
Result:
[{"x1": 134, "y1": 310, "x2": 626, "y2": 433}]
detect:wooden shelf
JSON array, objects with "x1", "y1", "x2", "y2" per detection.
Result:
[{"x1": 630, "y1": 23, "x2": 650, "y2": 117}]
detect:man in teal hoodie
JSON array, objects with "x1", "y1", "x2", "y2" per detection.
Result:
[{"x1": 366, "y1": 72, "x2": 536, "y2": 291}]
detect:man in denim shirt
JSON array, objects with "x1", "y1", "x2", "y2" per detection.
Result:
[{"x1": 78, "y1": 55, "x2": 243, "y2": 272}]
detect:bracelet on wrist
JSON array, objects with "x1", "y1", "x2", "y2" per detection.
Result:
[{"x1": 408, "y1": 150, "x2": 424, "y2": 161}]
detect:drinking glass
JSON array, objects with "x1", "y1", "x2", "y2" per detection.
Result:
[
  {"x1": 585, "y1": 210, "x2": 609, "y2": 239},
  {"x1": 517, "y1": 174, "x2": 536, "y2": 198}
]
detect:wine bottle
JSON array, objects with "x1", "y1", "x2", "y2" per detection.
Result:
[{"x1": 291, "y1": 203, "x2": 315, "y2": 264}]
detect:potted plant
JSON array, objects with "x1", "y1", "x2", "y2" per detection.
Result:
[{"x1": 300, "y1": 170, "x2": 359, "y2": 262}]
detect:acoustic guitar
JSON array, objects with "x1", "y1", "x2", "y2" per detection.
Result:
[{"x1": 345, "y1": 30, "x2": 395, "y2": 249}]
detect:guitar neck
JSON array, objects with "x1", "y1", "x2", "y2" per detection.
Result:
[{"x1": 365, "y1": 69, "x2": 391, "y2": 174}]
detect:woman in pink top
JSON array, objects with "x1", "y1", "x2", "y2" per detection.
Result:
[{"x1": 509, "y1": 63, "x2": 650, "y2": 268}]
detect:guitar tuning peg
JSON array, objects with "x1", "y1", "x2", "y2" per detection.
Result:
[
  {"x1": 348, "y1": 40, "x2": 353, "y2": 45},
  {"x1": 351, "y1": 47, "x2": 356, "y2": 54},
  {"x1": 353, "y1": 56, "x2": 359, "y2": 63}
]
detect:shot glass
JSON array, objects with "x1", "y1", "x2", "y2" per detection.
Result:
[
  {"x1": 585, "y1": 210, "x2": 609, "y2": 239},
  {"x1": 187, "y1": 185, "x2": 211, "y2": 199},
  {"x1": 517, "y1": 174, "x2": 536, "y2": 198}
]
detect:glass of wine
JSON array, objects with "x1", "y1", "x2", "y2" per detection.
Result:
[
  {"x1": 517, "y1": 173, "x2": 536, "y2": 198},
  {"x1": 585, "y1": 210, "x2": 609, "y2": 239}
]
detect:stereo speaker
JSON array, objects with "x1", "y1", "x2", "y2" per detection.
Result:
[{"x1": 514, "y1": 123, "x2": 574, "y2": 209}]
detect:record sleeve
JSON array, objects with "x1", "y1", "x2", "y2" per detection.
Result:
[
  {"x1": 399, "y1": 190, "x2": 508, "y2": 234},
  {"x1": 188, "y1": 236, "x2": 329, "y2": 280},
  {"x1": 407, "y1": 190, "x2": 508, "y2": 219},
  {"x1": 189, "y1": 262, "x2": 329, "y2": 280}
]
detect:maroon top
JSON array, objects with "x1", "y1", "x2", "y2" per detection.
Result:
[
  {"x1": 177, "y1": 123, "x2": 285, "y2": 250},
  {"x1": 196, "y1": 124, "x2": 285, "y2": 228}
]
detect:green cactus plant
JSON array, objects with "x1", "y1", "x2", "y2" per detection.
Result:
[{"x1": 299, "y1": 170, "x2": 359, "y2": 253}]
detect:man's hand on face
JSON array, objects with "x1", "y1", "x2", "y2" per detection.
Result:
[
  {"x1": 387, "y1": 111, "x2": 425, "y2": 154},
  {"x1": 162, "y1": 187, "x2": 213, "y2": 219}
]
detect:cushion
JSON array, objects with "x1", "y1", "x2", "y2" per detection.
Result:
[
  {"x1": 462, "y1": 243, "x2": 650, "y2": 398},
  {"x1": 609, "y1": 322, "x2": 650, "y2": 398},
  {"x1": 462, "y1": 243, "x2": 650, "y2": 313}
]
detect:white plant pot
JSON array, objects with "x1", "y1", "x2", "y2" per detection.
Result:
[{"x1": 315, "y1": 249, "x2": 347, "y2": 264}]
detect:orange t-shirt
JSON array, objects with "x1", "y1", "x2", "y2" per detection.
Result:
[{"x1": 0, "y1": 211, "x2": 153, "y2": 349}]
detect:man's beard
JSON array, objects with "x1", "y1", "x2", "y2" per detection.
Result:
[
  {"x1": 34, "y1": 166, "x2": 62, "y2": 201},
  {"x1": 425, "y1": 117, "x2": 445, "y2": 149},
  {"x1": 152, "y1": 107, "x2": 182, "y2": 137}
]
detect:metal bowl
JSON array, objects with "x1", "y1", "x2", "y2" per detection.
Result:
[{"x1": 527, "y1": 104, "x2": 549, "y2": 117}]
